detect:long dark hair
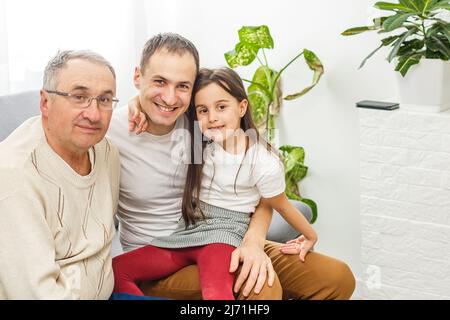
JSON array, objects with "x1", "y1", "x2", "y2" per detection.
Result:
[{"x1": 181, "y1": 67, "x2": 275, "y2": 226}]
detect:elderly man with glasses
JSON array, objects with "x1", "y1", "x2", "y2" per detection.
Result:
[{"x1": 0, "y1": 50, "x2": 120, "y2": 299}]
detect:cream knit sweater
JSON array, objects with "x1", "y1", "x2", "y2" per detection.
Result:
[{"x1": 0, "y1": 116, "x2": 120, "y2": 299}]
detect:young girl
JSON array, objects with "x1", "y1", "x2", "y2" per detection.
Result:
[{"x1": 112, "y1": 68, "x2": 317, "y2": 300}]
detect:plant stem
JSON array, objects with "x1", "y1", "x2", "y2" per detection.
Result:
[
  {"x1": 266, "y1": 50, "x2": 306, "y2": 143},
  {"x1": 242, "y1": 78, "x2": 263, "y2": 87},
  {"x1": 421, "y1": 20, "x2": 426, "y2": 38},
  {"x1": 270, "y1": 51, "x2": 304, "y2": 97},
  {"x1": 421, "y1": 18, "x2": 427, "y2": 54},
  {"x1": 256, "y1": 54, "x2": 273, "y2": 91},
  {"x1": 256, "y1": 54, "x2": 265, "y2": 68},
  {"x1": 254, "y1": 51, "x2": 273, "y2": 142},
  {"x1": 262, "y1": 49, "x2": 269, "y2": 67}
]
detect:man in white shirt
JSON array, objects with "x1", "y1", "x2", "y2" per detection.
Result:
[
  {"x1": 108, "y1": 33, "x2": 355, "y2": 300},
  {"x1": 0, "y1": 50, "x2": 120, "y2": 299}
]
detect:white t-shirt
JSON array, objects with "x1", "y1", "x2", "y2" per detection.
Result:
[
  {"x1": 107, "y1": 106, "x2": 190, "y2": 252},
  {"x1": 200, "y1": 141, "x2": 286, "y2": 213}
]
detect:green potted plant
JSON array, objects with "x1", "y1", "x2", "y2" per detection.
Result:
[
  {"x1": 342, "y1": 0, "x2": 450, "y2": 112},
  {"x1": 224, "y1": 25, "x2": 324, "y2": 223}
]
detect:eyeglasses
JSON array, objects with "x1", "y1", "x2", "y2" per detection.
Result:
[{"x1": 45, "y1": 90, "x2": 119, "y2": 111}]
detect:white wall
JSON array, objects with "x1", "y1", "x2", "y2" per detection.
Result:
[
  {"x1": 0, "y1": 0, "x2": 10, "y2": 93},
  {"x1": 2, "y1": 0, "x2": 141, "y2": 100}
]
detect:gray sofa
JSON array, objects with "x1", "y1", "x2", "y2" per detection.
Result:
[
  {"x1": 0, "y1": 91, "x2": 312, "y2": 256},
  {"x1": 0, "y1": 91, "x2": 41, "y2": 141}
]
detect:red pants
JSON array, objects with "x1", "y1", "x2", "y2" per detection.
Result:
[{"x1": 112, "y1": 243, "x2": 236, "y2": 300}]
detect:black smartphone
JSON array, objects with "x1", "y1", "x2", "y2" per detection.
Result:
[{"x1": 356, "y1": 100, "x2": 399, "y2": 111}]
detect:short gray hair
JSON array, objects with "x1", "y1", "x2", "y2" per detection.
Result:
[{"x1": 43, "y1": 50, "x2": 116, "y2": 90}]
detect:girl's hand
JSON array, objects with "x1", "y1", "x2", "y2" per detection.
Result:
[
  {"x1": 128, "y1": 96, "x2": 148, "y2": 134},
  {"x1": 279, "y1": 234, "x2": 317, "y2": 262}
]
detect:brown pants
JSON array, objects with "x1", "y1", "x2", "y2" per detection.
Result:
[{"x1": 139, "y1": 240, "x2": 355, "y2": 300}]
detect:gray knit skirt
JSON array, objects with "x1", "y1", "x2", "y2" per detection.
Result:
[{"x1": 151, "y1": 201, "x2": 252, "y2": 248}]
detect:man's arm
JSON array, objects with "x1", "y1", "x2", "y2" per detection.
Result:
[
  {"x1": 229, "y1": 198, "x2": 275, "y2": 297},
  {"x1": 0, "y1": 190, "x2": 74, "y2": 299}
]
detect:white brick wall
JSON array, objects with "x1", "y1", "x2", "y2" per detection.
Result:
[{"x1": 359, "y1": 108, "x2": 450, "y2": 300}]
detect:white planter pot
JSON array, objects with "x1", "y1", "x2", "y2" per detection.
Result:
[{"x1": 396, "y1": 59, "x2": 450, "y2": 113}]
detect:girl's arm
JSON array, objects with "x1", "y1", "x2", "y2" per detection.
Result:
[
  {"x1": 127, "y1": 95, "x2": 148, "y2": 134},
  {"x1": 263, "y1": 192, "x2": 318, "y2": 262},
  {"x1": 242, "y1": 198, "x2": 273, "y2": 249}
]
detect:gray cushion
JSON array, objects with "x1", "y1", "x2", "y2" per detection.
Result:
[
  {"x1": 266, "y1": 200, "x2": 313, "y2": 243},
  {"x1": 0, "y1": 90, "x2": 40, "y2": 141}
]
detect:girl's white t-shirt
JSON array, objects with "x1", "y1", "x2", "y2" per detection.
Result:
[{"x1": 199, "y1": 141, "x2": 286, "y2": 213}]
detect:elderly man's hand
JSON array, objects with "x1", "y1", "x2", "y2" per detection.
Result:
[
  {"x1": 229, "y1": 242, "x2": 275, "y2": 297},
  {"x1": 128, "y1": 96, "x2": 148, "y2": 134}
]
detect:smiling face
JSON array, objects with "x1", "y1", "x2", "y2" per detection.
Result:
[
  {"x1": 194, "y1": 83, "x2": 248, "y2": 144},
  {"x1": 134, "y1": 49, "x2": 197, "y2": 135},
  {"x1": 40, "y1": 58, "x2": 116, "y2": 158}
]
